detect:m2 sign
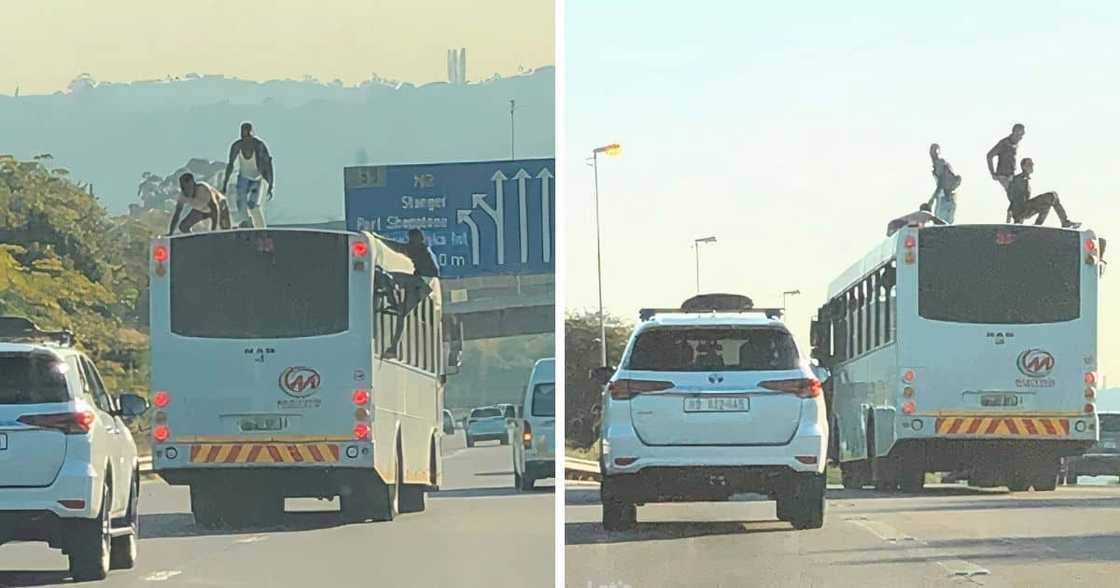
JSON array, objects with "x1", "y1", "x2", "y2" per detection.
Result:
[{"x1": 344, "y1": 158, "x2": 555, "y2": 279}]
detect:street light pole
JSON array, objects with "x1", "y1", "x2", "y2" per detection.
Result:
[
  {"x1": 693, "y1": 236, "x2": 717, "y2": 294},
  {"x1": 782, "y1": 289, "x2": 801, "y2": 310},
  {"x1": 592, "y1": 144, "x2": 621, "y2": 367}
]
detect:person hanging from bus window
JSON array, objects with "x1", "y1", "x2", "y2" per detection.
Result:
[
  {"x1": 222, "y1": 122, "x2": 275, "y2": 229},
  {"x1": 927, "y1": 143, "x2": 960, "y2": 224},
  {"x1": 987, "y1": 123, "x2": 1024, "y2": 223},
  {"x1": 168, "y1": 172, "x2": 232, "y2": 235},
  {"x1": 384, "y1": 229, "x2": 441, "y2": 359},
  {"x1": 1007, "y1": 158, "x2": 1081, "y2": 229},
  {"x1": 886, "y1": 202, "x2": 946, "y2": 237}
]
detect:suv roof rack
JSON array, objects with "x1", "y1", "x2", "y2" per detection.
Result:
[
  {"x1": 639, "y1": 294, "x2": 783, "y2": 321},
  {"x1": 0, "y1": 316, "x2": 75, "y2": 347}
]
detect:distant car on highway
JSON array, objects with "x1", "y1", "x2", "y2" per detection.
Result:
[
  {"x1": 442, "y1": 409, "x2": 456, "y2": 435},
  {"x1": 592, "y1": 294, "x2": 828, "y2": 531},
  {"x1": 513, "y1": 359, "x2": 555, "y2": 491},
  {"x1": 1063, "y1": 394, "x2": 1120, "y2": 484},
  {"x1": 466, "y1": 406, "x2": 509, "y2": 447},
  {"x1": 0, "y1": 317, "x2": 149, "y2": 581}
]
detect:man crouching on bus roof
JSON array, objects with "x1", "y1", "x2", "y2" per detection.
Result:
[
  {"x1": 385, "y1": 229, "x2": 440, "y2": 359},
  {"x1": 168, "y1": 172, "x2": 232, "y2": 235},
  {"x1": 886, "y1": 202, "x2": 946, "y2": 237},
  {"x1": 1008, "y1": 158, "x2": 1081, "y2": 229}
]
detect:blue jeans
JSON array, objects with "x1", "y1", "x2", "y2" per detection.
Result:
[
  {"x1": 235, "y1": 175, "x2": 263, "y2": 210},
  {"x1": 933, "y1": 189, "x2": 956, "y2": 224}
]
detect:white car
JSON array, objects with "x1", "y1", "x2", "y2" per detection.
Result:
[
  {"x1": 0, "y1": 318, "x2": 149, "y2": 581},
  {"x1": 513, "y1": 359, "x2": 555, "y2": 491},
  {"x1": 592, "y1": 295, "x2": 828, "y2": 531}
]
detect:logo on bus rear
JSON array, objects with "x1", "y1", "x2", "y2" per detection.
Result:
[
  {"x1": 279, "y1": 367, "x2": 321, "y2": 398},
  {"x1": 1017, "y1": 349, "x2": 1055, "y2": 378}
]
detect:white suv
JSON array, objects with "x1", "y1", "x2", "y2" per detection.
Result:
[
  {"x1": 513, "y1": 358, "x2": 555, "y2": 491},
  {"x1": 0, "y1": 318, "x2": 148, "y2": 581},
  {"x1": 591, "y1": 295, "x2": 828, "y2": 531}
]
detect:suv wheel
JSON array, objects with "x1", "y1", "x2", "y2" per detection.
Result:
[
  {"x1": 787, "y1": 473, "x2": 826, "y2": 530},
  {"x1": 466, "y1": 436, "x2": 475, "y2": 448},
  {"x1": 110, "y1": 475, "x2": 140, "y2": 570},
  {"x1": 602, "y1": 500, "x2": 637, "y2": 531},
  {"x1": 69, "y1": 482, "x2": 112, "y2": 581},
  {"x1": 519, "y1": 473, "x2": 536, "y2": 492}
]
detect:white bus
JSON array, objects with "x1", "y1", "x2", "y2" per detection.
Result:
[
  {"x1": 811, "y1": 224, "x2": 1106, "y2": 492},
  {"x1": 149, "y1": 228, "x2": 460, "y2": 526}
]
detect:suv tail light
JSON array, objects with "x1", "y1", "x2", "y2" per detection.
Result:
[
  {"x1": 522, "y1": 420, "x2": 533, "y2": 449},
  {"x1": 18, "y1": 411, "x2": 95, "y2": 434},
  {"x1": 608, "y1": 379, "x2": 674, "y2": 400},
  {"x1": 759, "y1": 378, "x2": 822, "y2": 398}
]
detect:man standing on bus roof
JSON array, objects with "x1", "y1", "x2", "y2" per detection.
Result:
[
  {"x1": 385, "y1": 229, "x2": 441, "y2": 359},
  {"x1": 222, "y1": 122, "x2": 275, "y2": 229},
  {"x1": 168, "y1": 172, "x2": 232, "y2": 235},
  {"x1": 987, "y1": 123, "x2": 1024, "y2": 223},
  {"x1": 1007, "y1": 158, "x2": 1081, "y2": 229},
  {"x1": 886, "y1": 202, "x2": 946, "y2": 237},
  {"x1": 927, "y1": 143, "x2": 960, "y2": 224}
]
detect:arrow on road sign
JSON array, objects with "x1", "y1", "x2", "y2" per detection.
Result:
[
  {"x1": 473, "y1": 169, "x2": 507, "y2": 265},
  {"x1": 456, "y1": 209, "x2": 480, "y2": 265},
  {"x1": 515, "y1": 168, "x2": 532, "y2": 264},
  {"x1": 537, "y1": 168, "x2": 553, "y2": 264}
]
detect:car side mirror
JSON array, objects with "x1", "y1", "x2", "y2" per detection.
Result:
[
  {"x1": 589, "y1": 366, "x2": 615, "y2": 386},
  {"x1": 117, "y1": 393, "x2": 149, "y2": 418}
]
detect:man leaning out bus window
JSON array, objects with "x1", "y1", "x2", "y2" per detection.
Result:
[{"x1": 385, "y1": 229, "x2": 440, "y2": 359}]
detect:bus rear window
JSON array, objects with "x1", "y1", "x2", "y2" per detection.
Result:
[
  {"x1": 531, "y1": 383, "x2": 555, "y2": 417},
  {"x1": 918, "y1": 226, "x2": 1080, "y2": 324},
  {"x1": 0, "y1": 354, "x2": 69, "y2": 405},
  {"x1": 170, "y1": 231, "x2": 349, "y2": 338},
  {"x1": 626, "y1": 327, "x2": 799, "y2": 372}
]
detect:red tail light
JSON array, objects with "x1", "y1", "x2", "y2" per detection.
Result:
[
  {"x1": 902, "y1": 369, "x2": 916, "y2": 384},
  {"x1": 759, "y1": 378, "x2": 822, "y2": 398},
  {"x1": 904, "y1": 235, "x2": 916, "y2": 249},
  {"x1": 152, "y1": 244, "x2": 169, "y2": 262},
  {"x1": 58, "y1": 500, "x2": 87, "y2": 509},
  {"x1": 1086, "y1": 238, "x2": 1098, "y2": 253},
  {"x1": 351, "y1": 241, "x2": 368, "y2": 257},
  {"x1": 1085, "y1": 403, "x2": 1095, "y2": 414},
  {"x1": 613, "y1": 457, "x2": 638, "y2": 466},
  {"x1": 353, "y1": 422, "x2": 371, "y2": 439},
  {"x1": 18, "y1": 411, "x2": 95, "y2": 434},
  {"x1": 152, "y1": 424, "x2": 170, "y2": 443},
  {"x1": 1085, "y1": 372, "x2": 1097, "y2": 386},
  {"x1": 901, "y1": 400, "x2": 916, "y2": 414},
  {"x1": 522, "y1": 420, "x2": 533, "y2": 449},
  {"x1": 352, "y1": 388, "x2": 370, "y2": 405},
  {"x1": 795, "y1": 455, "x2": 818, "y2": 465},
  {"x1": 608, "y1": 379, "x2": 674, "y2": 400},
  {"x1": 152, "y1": 390, "x2": 170, "y2": 408}
]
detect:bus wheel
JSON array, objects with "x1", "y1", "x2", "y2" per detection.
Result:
[
  {"x1": 1032, "y1": 467, "x2": 1059, "y2": 492},
  {"x1": 189, "y1": 484, "x2": 223, "y2": 529},
  {"x1": 341, "y1": 471, "x2": 395, "y2": 522},
  {"x1": 899, "y1": 468, "x2": 925, "y2": 493},
  {"x1": 1007, "y1": 474, "x2": 1030, "y2": 492},
  {"x1": 841, "y1": 462, "x2": 869, "y2": 489}
]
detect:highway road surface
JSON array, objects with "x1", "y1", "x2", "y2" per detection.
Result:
[
  {"x1": 567, "y1": 478, "x2": 1120, "y2": 588},
  {"x1": 0, "y1": 431, "x2": 554, "y2": 587}
]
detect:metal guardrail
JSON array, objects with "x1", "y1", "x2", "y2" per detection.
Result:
[{"x1": 565, "y1": 457, "x2": 600, "y2": 482}]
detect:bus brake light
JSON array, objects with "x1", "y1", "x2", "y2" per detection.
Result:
[
  {"x1": 152, "y1": 424, "x2": 170, "y2": 443},
  {"x1": 152, "y1": 390, "x2": 170, "y2": 408},
  {"x1": 1085, "y1": 372, "x2": 1097, "y2": 386},
  {"x1": 352, "y1": 388, "x2": 370, "y2": 405},
  {"x1": 902, "y1": 369, "x2": 916, "y2": 384},
  {"x1": 1084, "y1": 403, "x2": 1095, "y2": 415},
  {"x1": 352, "y1": 422, "x2": 371, "y2": 439},
  {"x1": 1086, "y1": 238, "x2": 1097, "y2": 253},
  {"x1": 152, "y1": 244, "x2": 169, "y2": 263},
  {"x1": 351, "y1": 241, "x2": 368, "y2": 257},
  {"x1": 904, "y1": 235, "x2": 916, "y2": 249},
  {"x1": 901, "y1": 400, "x2": 916, "y2": 414}
]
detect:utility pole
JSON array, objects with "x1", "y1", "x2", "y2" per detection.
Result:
[{"x1": 510, "y1": 99, "x2": 517, "y2": 160}]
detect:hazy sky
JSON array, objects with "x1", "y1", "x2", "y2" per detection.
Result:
[
  {"x1": 566, "y1": 1, "x2": 1119, "y2": 384},
  {"x1": 0, "y1": 0, "x2": 554, "y2": 94}
]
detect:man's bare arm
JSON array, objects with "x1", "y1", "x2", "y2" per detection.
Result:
[
  {"x1": 208, "y1": 198, "x2": 219, "y2": 230},
  {"x1": 222, "y1": 141, "x2": 238, "y2": 193},
  {"x1": 986, "y1": 141, "x2": 1000, "y2": 177},
  {"x1": 168, "y1": 203, "x2": 183, "y2": 235}
]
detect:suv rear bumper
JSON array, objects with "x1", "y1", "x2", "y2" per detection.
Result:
[
  {"x1": 0, "y1": 463, "x2": 101, "y2": 520},
  {"x1": 603, "y1": 465, "x2": 810, "y2": 503},
  {"x1": 1064, "y1": 453, "x2": 1120, "y2": 476},
  {"x1": 0, "y1": 510, "x2": 85, "y2": 546},
  {"x1": 524, "y1": 459, "x2": 554, "y2": 480},
  {"x1": 601, "y1": 424, "x2": 826, "y2": 477}
]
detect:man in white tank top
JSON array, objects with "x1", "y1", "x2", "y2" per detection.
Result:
[
  {"x1": 222, "y1": 122, "x2": 275, "y2": 228},
  {"x1": 168, "y1": 173, "x2": 232, "y2": 235}
]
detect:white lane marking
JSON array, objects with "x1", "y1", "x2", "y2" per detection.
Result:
[
  {"x1": 938, "y1": 559, "x2": 991, "y2": 577},
  {"x1": 846, "y1": 517, "x2": 917, "y2": 543},
  {"x1": 234, "y1": 535, "x2": 269, "y2": 544},
  {"x1": 144, "y1": 570, "x2": 183, "y2": 582}
]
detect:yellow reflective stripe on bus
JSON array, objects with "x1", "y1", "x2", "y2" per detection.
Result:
[
  {"x1": 934, "y1": 416, "x2": 1070, "y2": 437},
  {"x1": 177, "y1": 435, "x2": 353, "y2": 443},
  {"x1": 189, "y1": 443, "x2": 341, "y2": 464}
]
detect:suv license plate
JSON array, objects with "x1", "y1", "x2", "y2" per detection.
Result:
[
  {"x1": 0, "y1": 433, "x2": 6, "y2": 450},
  {"x1": 684, "y1": 397, "x2": 748, "y2": 413}
]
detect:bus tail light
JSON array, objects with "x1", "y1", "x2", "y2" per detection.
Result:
[
  {"x1": 1085, "y1": 372, "x2": 1097, "y2": 386},
  {"x1": 1086, "y1": 238, "x2": 1097, "y2": 254},
  {"x1": 902, "y1": 369, "x2": 916, "y2": 384},
  {"x1": 352, "y1": 388, "x2": 370, "y2": 406},
  {"x1": 903, "y1": 386, "x2": 915, "y2": 398},
  {"x1": 351, "y1": 241, "x2": 368, "y2": 258},
  {"x1": 152, "y1": 244, "x2": 169, "y2": 263},
  {"x1": 1086, "y1": 388, "x2": 1096, "y2": 400},
  {"x1": 352, "y1": 422, "x2": 371, "y2": 440},
  {"x1": 522, "y1": 421, "x2": 533, "y2": 449},
  {"x1": 609, "y1": 379, "x2": 674, "y2": 400},
  {"x1": 152, "y1": 424, "x2": 170, "y2": 443},
  {"x1": 18, "y1": 411, "x2": 96, "y2": 434},
  {"x1": 152, "y1": 390, "x2": 170, "y2": 408},
  {"x1": 1084, "y1": 403, "x2": 1095, "y2": 415},
  {"x1": 901, "y1": 400, "x2": 916, "y2": 414},
  {"x1": 759, "y1": 378, "x2": 822, "y2": 398}
]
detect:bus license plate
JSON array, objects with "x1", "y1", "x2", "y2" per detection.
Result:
[
  {"x1": 0, "y1": 433, "x2": 6, "y2": 450},
  {"x1": 980, "y1": 393, "x2": 1022, "y2": 408},
  {"x1": 240, "y1": 416, "x2": 286, "y2": 432},
  {"x1": 684, "y1": 397, "x2": 748, "y2": 413}
]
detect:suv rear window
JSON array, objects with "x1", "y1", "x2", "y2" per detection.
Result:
[
  {"x1": 0, "y1": 354, "x2": 70, "y2": 404},
  {"x1": 471, "y1": 407, "x2": 501, "y2": 419},
  {"x1": 531, "y1": 383, "x2": 555, "y2": 417},
  {"x1": 626, "y1": 327, "x2": 799, "y2": 372}
]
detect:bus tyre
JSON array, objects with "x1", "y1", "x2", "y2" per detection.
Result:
[
  {"x1": 788, "y1": 473, "x2": 826, "y2": 530},
  {"x1": 69, "y1": 482, "x2": 112, "y2": 582},
  {"x1": 1033, "y1": 470, "x2": 1058, "y2": 492},
  {"x1": 899, "y1": 469, "x2": 925, "y2": 493},
  {"x1": 602, "y1": 500, "x2": 637, "y2": 531},
  {"x1": 109, "y1": 475, "x2": 140, "y2": 570},
  {"x1": 399, "y1": 484, "x2": 427, "y2": 513},
  {"x1": 1007, "y1": 474, "x2": 1030, "y2": 492},
  {"x1": 874, "y1": 480, "x2": 898, "y2": 493},
  {"x1": 189, "y1": 485, "x2": 223, "y2": 529}
]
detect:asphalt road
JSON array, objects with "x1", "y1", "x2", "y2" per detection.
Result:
[
  {"x1": 566, "y1": 477, "x2": 1120, "y2": 588},
  {"x1": 0, "y1": 431, "x2": 554, "y2": 587}
]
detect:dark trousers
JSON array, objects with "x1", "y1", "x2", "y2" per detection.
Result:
[
  {"x1": 387, "y1": 273, "x2": 432, "y2": 355},
  {"x1": 1011, "y1": 192, "x2": 1070, "y2": 226},
  {"x1": 179, "y1": 201, "x2": 232, "y2": 233}
]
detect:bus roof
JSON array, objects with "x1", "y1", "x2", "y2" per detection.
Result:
[{"x1": 826, "y1": 231, "x2": 901, "y2": 300}]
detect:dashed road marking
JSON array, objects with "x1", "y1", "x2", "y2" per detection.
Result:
[
  {"x1": 938, "y1": 558, "x2": 991, "y2": 577},
  {"x1": 144, "y1": 570, "x2": 183, "y2": 582},
  {"x1": 847, "y1": 517, "x2": 992, "y2": 582},
  {"x1": 234, "y1": 535, "x2": 269, "y2": 544}
]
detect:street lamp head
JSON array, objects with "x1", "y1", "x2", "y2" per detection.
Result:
[
  {"x1": 783, "y1": 289, "x2": 801, "y2": 296},
  {"x1": 593, "y1": 144, "x2": 622, "y2": 156},
  {"x1": 695, "y1": 236, "x2": 717, "y2": 244}
]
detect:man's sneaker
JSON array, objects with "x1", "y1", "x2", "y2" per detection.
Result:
[{"x1": 1063, "y1": 221, "x2": 1082, "y2": 230}]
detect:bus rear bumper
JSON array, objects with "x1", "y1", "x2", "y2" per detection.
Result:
[{"x1": 153, "y1": 440, "x2": 374, "y2": 473}]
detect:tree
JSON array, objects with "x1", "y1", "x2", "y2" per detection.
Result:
[{"x1": 565, "y1": 310, "x2": 632, "y2": 449}]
